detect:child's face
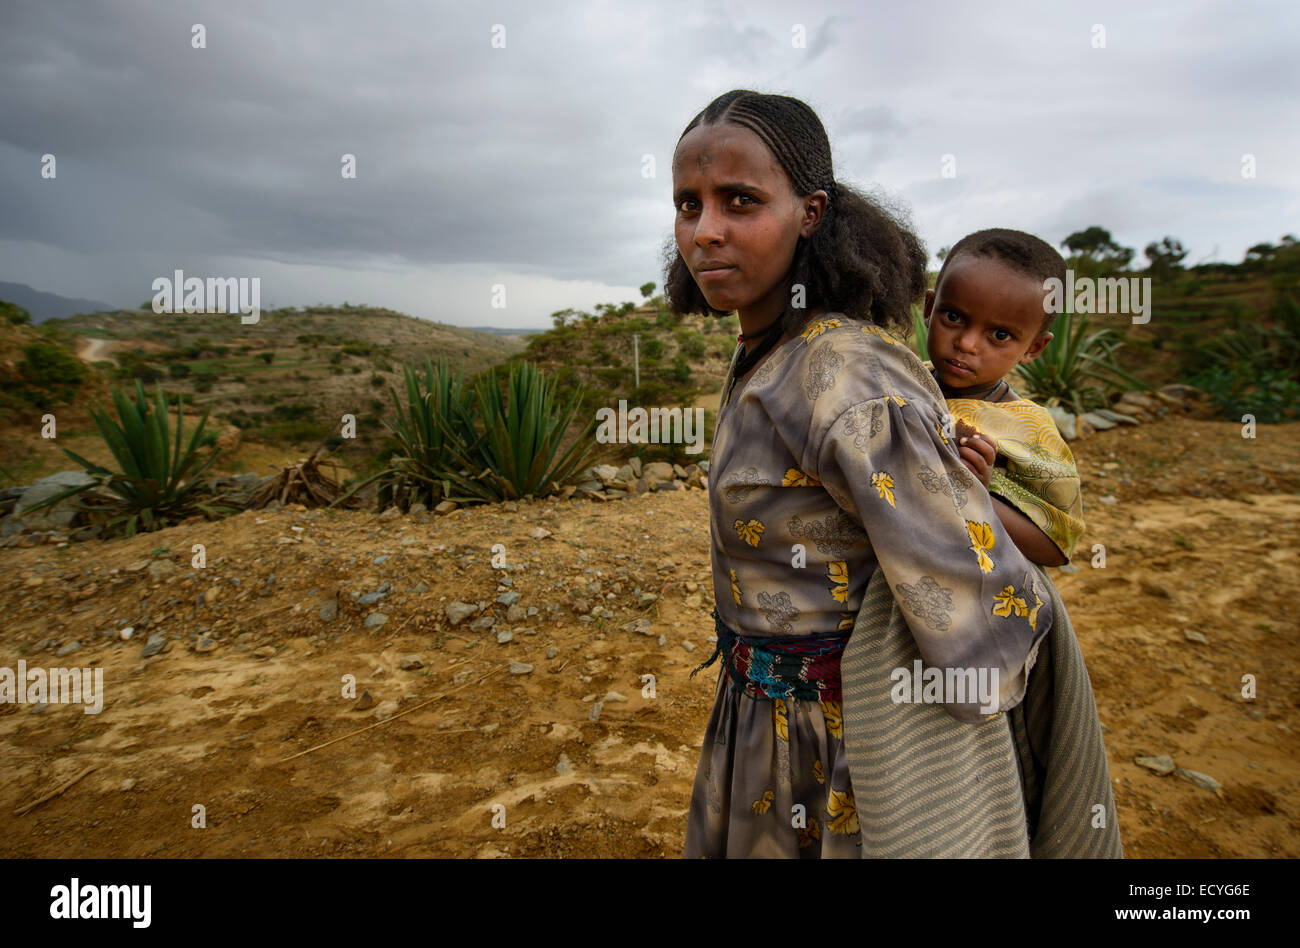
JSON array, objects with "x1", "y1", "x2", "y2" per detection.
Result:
[
  {"x1": 672, "y1": 122, "x2": 824, "y2": 319},
  {"x1": 923, "y1": 254, "x2": 1053, "y2": 393}
]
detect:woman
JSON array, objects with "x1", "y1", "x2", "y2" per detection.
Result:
[{"x1": 664, "y1": 90, "x2": 1053, "y2": 858}]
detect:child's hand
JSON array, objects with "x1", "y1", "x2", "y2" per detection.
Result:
[{"x1": 954, "y1": 419, "x2": 997, "y2": 488}]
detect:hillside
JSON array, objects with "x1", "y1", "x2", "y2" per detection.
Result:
[{"x1": 0, "y1": 417, "x2": 1297, "y2": 857}]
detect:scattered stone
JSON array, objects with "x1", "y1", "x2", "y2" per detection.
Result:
[
  {"x1": 253, "y1": 645, "x2": 276, "y2": 659},
  {"x1": 195, "y1": 636, "x2": 219, "y2": 653},
  {"x1": 147, "y1": 559, "x2": 179, "y2": 581},
  {"x1": 505, "y1": 604, "x2": 526, "y2": 623},
  {"x1": 358, "y1": 587, "x2": 389, "y2": 605},
  {"x1": 1176, "y1": 768, "x2": 1225, "y2": 797},
  {"x1": 588, "y1": 701, "x2": 605, "y2": 722},
  {"x1": 468, "y1": 615, "x2": 496, "y2": 632},
  {"x1": 1183, "y1": 630, "x2": 1209, "y2": 644},
  {"x1": 1079, "y1": 411, "x2": 1116, "y2": 431},
  {"x1": 480, "y1": 722, "x2": 499, "y2": 734},
  {"x1": 399, "y1": 655, "x2": 424, "y2": 670},
  {"x1": 1135, "y1": 755, "x2": 1175, "y2": 775},
  {"x1": 319, "y1": 600, "x2": 337, "y2": 621},
  {"x1": 681, "y1": 640, "x2": 696, "y2": 652},
  {"x1": 203, "y1": 586, "x2": 220, "y2": 606},
  {"x1": 55, "y1": 641, "x2": 82, "y2": 657},
  {"x1": 546, "y1": 647, "x2": 558, "y2": 659},
  {"x1": 411, "y1": 580, "x2": 429, "y2": 594},
  {"x1": 141, "y1": 633, "x2": 168, "y2": 658},
  {"x1": 628, "y1": 457, "x2": 643, "y2": 478},
  {"x1": 496, "y1": 629, "x2": 514, "y2": 644},
  {"x1": 373, "y1": 699, "x2": 400, "y2": 719},
  {"x1": 624, "y1": 618, "x2": 654, "y2": 637},
  {"x1": 556, "y1": 752, "x2": 573, "y2": 774},
  {"x1": 657, "y1": 634, "x2": 666, "y2": 646},
  {"x1": 373, "y1": 555, "x2": 390, "y2": 565},
  {"x1": 509, "y1": 661, "x2": 533, "y2": 675},
  {"x1": 445, "y1": 601, "x2": 477, "y2": 625},
  {"x1": 364, "y1": 612, "x2": 389, "y2": 629},
  {"x1": 434, "y1": 500, "x2": 459, "y2": 515},
  {"x1": 1097, "y1": 495, "x2": 1117, "y2": 506},
  {"x1": 603, "y1": 691, "x2": 628, "y2": 703},
  {"x1": 120, "y1": 778, "x2": 137, "y2": 791},
  {"x1": 497, "y1": 591, "x2": 519, "y2": 607},
  {"x1": 379, "y1": 507, "x2": 402, "y2": 521},
  {"x1": 452, "y1": 670, "x2": 474, "y2": 685}
]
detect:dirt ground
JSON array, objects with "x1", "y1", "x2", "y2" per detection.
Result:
[{"x1": 0, "y1": 417, "x2": 1297, "y2": 858}]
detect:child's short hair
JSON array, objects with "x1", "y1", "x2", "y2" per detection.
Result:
[{"x1": 934, "y1": 228, "x2": 1067, "y2": 333}]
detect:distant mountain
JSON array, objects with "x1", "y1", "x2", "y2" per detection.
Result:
[
  {"x1": 462, "y1": 325, "x2": 547, "y2": 336},
  {"x1": 0, "y1": 281, "x2": 115, "y2": 324}
]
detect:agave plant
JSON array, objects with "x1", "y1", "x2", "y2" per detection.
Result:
[
  {"x1": 20, "y1": 380, "x2": 235, "y2": 537},
  {"x1": 331, "y1": 356, "x2": 480, "y2": 510},
  {"x1": 430, "y1": 359, "x2": 600, "y2": 503},
  {"x1": 1013, "y1": 309, "x2": 1151, "y2": 415}
]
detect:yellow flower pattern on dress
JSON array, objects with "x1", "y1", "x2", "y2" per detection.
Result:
[
  {"x1": 993, "y1": 585, "x2": 1028, "y2": 618},
  {"x1": 871, "y1": 471, "x2": 896, "y2": 508},
  {"x1": 826, "y1": 786, "x2": 860, "y2": 835},
  {"x1": 796, "y1": 816, "x2": 821, "y2": 849},
  {"x1": 935, "y1": 419, "x2": 950, "y2": 444},
  {"x1": 734, "y1": 518, "x2": 764, "y2": 547},
  {"x1": 812, "y1": 760, "x2": 825, "y2": 785},
  {"x1": 729, "y1": 567, "x2": 741, "y2": 606},
  {"x1": 837, "y1": 610, "x2": 854, "y2": 631},
  {"x1": 801, "y1": 316, "x2": 842, "y2": 340},
  {"x1": 783, "y1": 467, "x2": 822, "y2": 487},
  {"x1": 827, "y1": 561, "x2": 849, "y2": 603},
  {"x1": 888, "y1": 394, "x2": 907, "y2": 406},
  {"x1": 820, "y1": 700, "x2": 843, "y2": 739},
  {"x1": 752, "y1": 790, "x2": 774, "y2": 815},
  {"x1": 966, "y1": 520, "x2": 996, "y2": 573},
  {"x1": 773, "y1": 698, "x2": 789, "y2": 741},
  {"x1": 859, "y1": 324, "x2": 904, "y2": 346},
  {"x1": 1027, "y1": 586, "x2": 1044, "y2": 630}
]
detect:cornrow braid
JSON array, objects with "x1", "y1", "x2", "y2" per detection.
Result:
[{"x1": 662, "y1": 89, "x2": 927, "y2": 339}]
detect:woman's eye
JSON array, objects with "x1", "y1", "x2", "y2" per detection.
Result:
[{"x1": 733, "y1": 194, "x2": 756, "y2": 206}]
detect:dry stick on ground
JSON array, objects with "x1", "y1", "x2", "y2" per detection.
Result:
[
  {"x1": 279, "y1": 665, "x2": 507, "y2": 763},
  {"x1": 15, "y1": 765, "x2": 98, "y2": 817}
]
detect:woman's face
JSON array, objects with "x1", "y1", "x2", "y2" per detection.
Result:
[{"x1": 672, "y1": 123, "x2": 824, "y2": 320}]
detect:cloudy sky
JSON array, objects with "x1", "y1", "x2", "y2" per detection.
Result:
[{"x1": 2, "y1": 0, "x2": 1296, "y2": 329}]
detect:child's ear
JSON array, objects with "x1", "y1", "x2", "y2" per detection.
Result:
[
  {"x1": 1020, "y1": 331, "x2": 1053, "y2": 362},
  {"x1": 922, "y1": 288, "x2": 935, "y2": 325}
]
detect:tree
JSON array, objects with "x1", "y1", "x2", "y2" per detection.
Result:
[
  {"x1": 936, "y1": 246, "x2": 950, "y2": 261},
  {"x1": 1061, "y1": 226, "x2": 1135, "y2": 272},
  {"x1": 639, "y1": 281, "x2": 656, "y2": 299},
  {"x1": 1144, "y1": 236, "x2": 1188, "y2": 279}
]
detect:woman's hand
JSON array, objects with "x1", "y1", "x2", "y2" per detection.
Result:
[{"x1": 954, "y1": 419, "x2": 997, "y2": 488}]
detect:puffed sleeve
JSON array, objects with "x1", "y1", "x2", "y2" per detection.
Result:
[{"x1": 813, "y1": 394, "x2": 1053, "y2": 723}]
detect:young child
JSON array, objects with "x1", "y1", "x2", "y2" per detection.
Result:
[{"x1": 922, "y1": 228, "x2": 1084, "y2": 567}]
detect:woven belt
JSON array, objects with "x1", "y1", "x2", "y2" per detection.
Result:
[{"x1": 690, "y1": 606, "x2": 852, "y2": 702}]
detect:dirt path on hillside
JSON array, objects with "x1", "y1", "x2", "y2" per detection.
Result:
[
  {"x1": 0, "y1": 423, "x2": 1297, "y2": 858},
  {"x1": 75, "y1": 336, "x2": 119, "y2": 367}
]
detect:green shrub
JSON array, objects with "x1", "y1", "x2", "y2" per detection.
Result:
[
  {"x1": 1014, "y1": 310, "x2": 1150, "y2": 414},
  {"x1": 1, "y1": 300, "x2": 32, "y2": 325},
  {"x1": 643, "y1": 337, "x2": 665, "y2": 359},
  {"x1": 18, "y1": 341, "x2": 88, "y2": 403},
  {"x1": 257, "y1": 351, "x2": 275, "y2": 364}
]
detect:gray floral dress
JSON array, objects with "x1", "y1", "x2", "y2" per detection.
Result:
[{"x1": 683, "y1": 313, "x2": 1053, "y2": 858}]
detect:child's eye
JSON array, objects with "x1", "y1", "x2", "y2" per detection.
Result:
[
  {"x1": 942, "y1": 310, "x2": 962, "y2": 324},
  {"x1": 992, "y1": 329, "x2": 1012, "y2": 342}
]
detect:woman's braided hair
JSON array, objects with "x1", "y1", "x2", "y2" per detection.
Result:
[{"x1": 662, "y1": 89, "x2": 928, "y2": 337}]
